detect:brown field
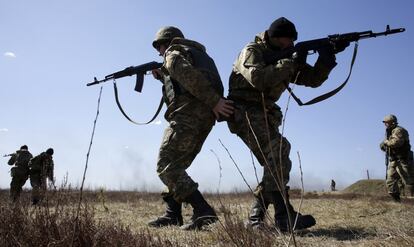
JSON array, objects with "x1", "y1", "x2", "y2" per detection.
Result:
[{"x1": 0, "y1": 188, "x2": 413, "y2": 246}]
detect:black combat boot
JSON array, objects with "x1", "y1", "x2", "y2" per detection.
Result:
[
  {"x1": 273, "y1": 190, "x2": 316, "y2": 232},
  {"x1": 389, "y1": 192, "x2": 401, "y2": 202},
  {"x1": 180, "y1": 190, "x2": 218, "y2": 230},
  {"x1": 148, "y1": 195, "x2": 183, "y2": 227},
  {"x1": 246, "y1": 194, "x2": 270, "y2": 229}
]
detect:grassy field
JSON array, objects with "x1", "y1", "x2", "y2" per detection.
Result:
[{"x1": 0, "y1": 189, "x2": 413, "y2": 246}]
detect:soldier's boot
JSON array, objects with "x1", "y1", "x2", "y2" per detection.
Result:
[
  {"x1": 245, "y1": 194, "x2": 270, "y2": 229},
  {"x1": 148, "y1": 195, "x2": 183, "y2": 227},
  {"x1": 273, "y1": 190, "x2": 316, "y2": 232},
  {"x1": 181, "y1": 190, "x2": 218, "y2": 230},
  {"x1": 389, "y1": 192, "x2": 401, "y2": 202}
]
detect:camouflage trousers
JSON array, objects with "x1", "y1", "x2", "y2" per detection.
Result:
[
  {"x1": 157, "y1": 114, "x2": 214, "y2": 202},
  {"x1": 386, "y1": 157, "x2": 414, "y2": 195},
  {"x1": 227, "y1": 103, "x2": 292, "y2": 195},
  {"x1": 10, "y1": 167, "x2": 30, "y2": 201},
  {"x1": 30, "y1": 171, "x2": 48, "y2": 203}
]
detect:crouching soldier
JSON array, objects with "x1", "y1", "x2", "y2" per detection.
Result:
[
  {"x1": 147, "y1": 26, "x2": 234, "y2": 230},
  {"x1": 29, "y1": 148, "x2": 54, "y2": 205},
  {"x1": 226, "y1": 17, "x2": 348, "y2": 231},
  {"x1": 6, "y1": 145, "x2": 33, "y2": 202}
]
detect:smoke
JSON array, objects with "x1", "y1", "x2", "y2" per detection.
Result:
[{"x1": 112, "y1": 147, "x2": 161, "y2": 191}]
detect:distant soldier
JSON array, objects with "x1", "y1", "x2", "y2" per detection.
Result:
[
  {"x1": 330, "y1": 179, "x2": 336, "y2": 192},
  {"x1": 147, "y1": 26, "x2": 234, "y2": 230},
  {"x1": 29, "y1": 148, "x2": 54, "y2": 205},
  {"x1": 380, "y1": 114, "x2": 414, "y2": 202},
  {"x1": 5, "y1": 145, "x2": 33, "y2": 202}
]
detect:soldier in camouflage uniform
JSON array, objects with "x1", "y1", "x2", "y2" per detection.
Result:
[
  {"x1": 29, "y1": 148, "x2": 55, "y2": 205},
  {"x1": 147, "y1": 26, "x2": 234, "y2": 230},
  {"x1": 380, "y1": 114, "x2": 414, "y2": 202},
  {"x1": 6, "y1": 145, "x2": 33, "y2": 202},
  {"x1": 227, "y1": 17, "x2": 348, "y2": 231}
]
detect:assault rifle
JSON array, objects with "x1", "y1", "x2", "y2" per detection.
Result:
[
  {"x1": 267, "y1": 25, "x2": 405, "y2": 106},
  {"x1": 86, "y1": 61, "x2": 164, "y2": 125},
  {"x1": 3, "y1": 154, "x2": 13, "y2": 157},
  {"x1": 264, "y1": 25, "x2": 405, "y2": 64},
  {"x1": 86, "y1": 61, "x2": 162, "y2": 92}
]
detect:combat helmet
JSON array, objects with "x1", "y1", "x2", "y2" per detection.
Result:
[
  {"x1": 152, "y1": 26, "x2": 184, "y2": 49},
  {"x1": 382, "y1": 114, "x2": 398, "y2": 124}
]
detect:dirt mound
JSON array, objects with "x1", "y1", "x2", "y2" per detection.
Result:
[{"x1": 342, "y1": 179, "x2": 387, "y2": 195}]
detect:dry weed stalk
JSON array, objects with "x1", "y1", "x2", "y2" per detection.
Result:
[{"x1": 72, "y1": 86, "x2": 103, "y2": 245}]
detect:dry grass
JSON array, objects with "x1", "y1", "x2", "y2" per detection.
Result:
[{"x1": 0, "y1": 189, "x2": 413, "y2": 246}]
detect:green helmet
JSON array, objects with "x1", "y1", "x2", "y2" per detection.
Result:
[
  {"x1": 152, "y1": 26, "x2": 184, "y2": 49},
  {"x1": 382, "y1": 114, "x2": 398, "y2": 124}
]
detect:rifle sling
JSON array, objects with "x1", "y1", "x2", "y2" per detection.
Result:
[
  {"x1": 285, "y1": 42, "x2": 358, "y2": 106},
  {"x1": 113, "y1": 80, "x2": 164, "y2": 125}
]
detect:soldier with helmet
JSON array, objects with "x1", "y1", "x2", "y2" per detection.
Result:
[
  {"x1": 380, "y1": 114, "x2": 414, "y2": 201},
  {"x1": 5, "y1": 145, "x2": 33, "y2": 202},
  {"x1": 147, "y1": 26, "x2": 234, "y2": 230},
  {"x1": 226, "y1": 17, "x2": 349, "y2": 231},
  {"x1": 29, "y1": 148, "x2": 55, "y2": 205}
]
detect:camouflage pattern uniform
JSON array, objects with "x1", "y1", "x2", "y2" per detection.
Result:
[
  {"x1": 157, "y1": 37, "x2": 223, "y2": 202},
  {"x1": 227, "y1": 18, "x2": 341, "y2": 230},
  {"x1": 381, "y1": 124, "x2": 414, "y2": 198},
  {"x1": 7, "y1": 149, "x2": 33, "y2": 201},
  {"x1": 227, "y1": 31, "x2": 335, "y2": 196},
  {"x1": 29, "y1": 151, "x2": 54, "y2": 204}
]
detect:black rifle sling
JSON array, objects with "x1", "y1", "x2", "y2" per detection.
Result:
[
  {"x1": 285, "y1": 42, "x2": 358, "y2": 106},
  {"x1": 113, "y1": 80, "x2": 164, "y2": 125}
]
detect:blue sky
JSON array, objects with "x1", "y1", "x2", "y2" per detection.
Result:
[{"x1": 1, "y1": 0, "x2": 413, "y2": 192}]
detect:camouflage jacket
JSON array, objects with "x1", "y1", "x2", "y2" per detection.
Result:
[
  {"x1": 161, "y1": 38, "x2": 224, "y2": 122},
  {"x1": 7, "y1": 150, "x2": 33, "y2": 169},
  {"x1": 228, "y1": 32, "x2": 335, "y2": 105},
  {"x1": 383, "y1": 126, "x2": 412, "y2": 160},
  {"x1": 29, "y1": 152, "x2": 54, "y2": 179}
]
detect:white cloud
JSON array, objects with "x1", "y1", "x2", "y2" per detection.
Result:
[
  {"x1": 0, "y1": 128, "x2": 9, "y2": 132},
  {"x1": 4, "y1": 52, "x2": 16, "y2": 58}
]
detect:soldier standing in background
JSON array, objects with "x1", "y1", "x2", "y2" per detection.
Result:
[
  {"x1": 5, "y1": 145, "x2": 32, "y2": 202},
  {"x1": 29, "y1": 148, "x2": 55, "y2": 205},
  {"x1": 226, "y1": 17, "x2": 348, "y2": 231},
  {"x1": 380, "y1": 114, "x2": 414, "y2": 202},
  {"x1": 330, "y1": 179, "x2": 336, "y2": 192},
  {"x1": 147, "y1": 26, "x2": 234, "y2": 230}
]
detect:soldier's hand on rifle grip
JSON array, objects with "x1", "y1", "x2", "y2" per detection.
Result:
[
  {"x1": 317, "y1": 45, "x2": 337, "y2": 69},
  {"x1": 333, "y1": 40, "x2": 350, "y2": 53},
  {"x1": 292, "y1": 50, "x2": 307, "y2": 65},
  {"x1": 152, "y1": 69, "x2": 163, "y2": 80}
]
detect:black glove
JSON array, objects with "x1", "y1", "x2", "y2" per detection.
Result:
[
  {"x1": 292, "y1": 50, "x2": 307, "y2": 65},
  {"x1": 333, "y1": 40, "x2": 350, "y2": 53},
  {"x1": 317, "y1": 45, "x2": 337, "y2": 69}
]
